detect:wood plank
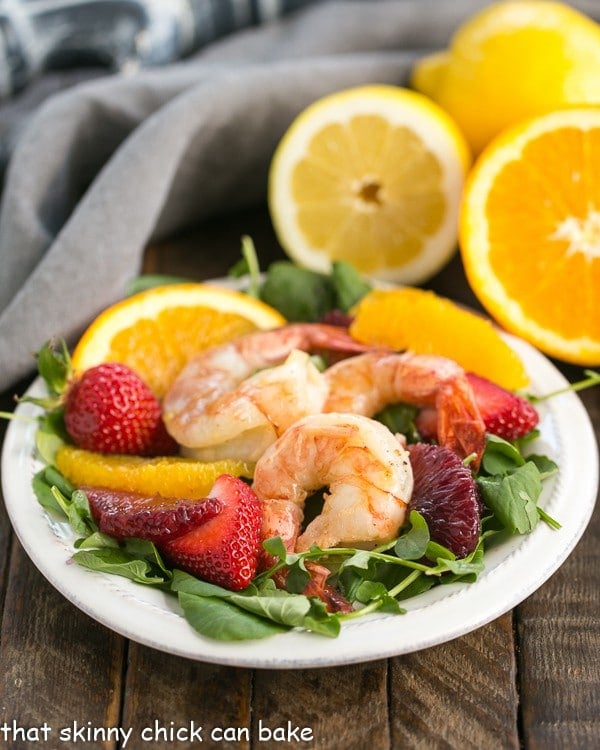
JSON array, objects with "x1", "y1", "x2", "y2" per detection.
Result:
[
  {"x1": 252, "y1": 661, "x2": 389, "y2": 749},
  {"x1": 0, "y1": 542, "x2": 125, "y2": 750},
  {"x1": 121, "y1": 644, "x2": 252, "y2": 749},
  {"x1": 517, "y1": 385, "x2": 600, "y2": 750},
  {"x1": 389, "y1": 615, "x2": 519, "y2": 749}
]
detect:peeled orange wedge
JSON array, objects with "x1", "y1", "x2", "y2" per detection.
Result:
[
  {"x1": 349, "y1": 287, "x2": 529, "y2": 390},
  {"x1": 55, "y1": 446, "x2": 254, "y2": 499},
  {"x1": 71, "y1": 283, "x2": 286, "y2": 397},
  {"x1": 268, "y1": 84, "x2": 470, "y2": 284},
  {"x1": 460, "y1": 107, "x2": 600, "y2": 366}
]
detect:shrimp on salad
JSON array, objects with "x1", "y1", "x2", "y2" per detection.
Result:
[
  {"x1": 253, "y1": 412, "x2": 413, "y2": 554},
  {"x1": 323, "y1": 351, "x2": 487, "y2": 468},
  {"x1": 162, "y1": 323, "x2": 368, "y2": 462}
]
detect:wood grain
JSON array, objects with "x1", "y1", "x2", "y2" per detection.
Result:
[
  {"x1": 0, "y1": 543, "x2": 124, "y2": 749},
  {"x1": 517, "y1": 386, "x2": 600, "y2": 750}
]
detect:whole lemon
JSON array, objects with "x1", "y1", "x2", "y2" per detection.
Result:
[{"x1": 412, "y1": 0, "x2": 600, "y2": 154}]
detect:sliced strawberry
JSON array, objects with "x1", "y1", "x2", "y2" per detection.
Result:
[
  {"x1": 409, "y1": 443, "x2": 481, "y2": 558},
  {"x1": 466, "y1": 372, "x2": 539, "y2": 441},
  {"x1": 83, "y1": 486, "x2": 222, "y2": 544},
  {"x1": 64, "y1": 362, "x2": 178, "y2": 456},
  {"x1": 162, "y1": 474, "x2": 263, "y2": 591}
]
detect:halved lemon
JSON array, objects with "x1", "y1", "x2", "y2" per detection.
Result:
[
  {"x1": 71, "y1": 283, "x2": 286, "y2": 397},
  {"x1": 268, "y1": 84, "x2": 471, "y2": 284},
  {"x1": 460, "y1": 107, "x2": 600, "y2": 366}
]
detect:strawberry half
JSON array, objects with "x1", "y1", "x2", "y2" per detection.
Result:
[
  {"x1": 466, "y1": 372, "x2": 539, "y2": 441},
  {"x1": 162, "y1": 474, "x2": 263, "y2": 591},
  {"x1": 64, "y1": 362, "x2": 178, "y2": 455},
  {"x1": 84, "y1": 486, "x2": 222, "y2": 544}
]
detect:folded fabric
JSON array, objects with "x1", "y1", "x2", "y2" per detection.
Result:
[{"x1": 0, "y1": 0, "x2": 595, "y2": 392}]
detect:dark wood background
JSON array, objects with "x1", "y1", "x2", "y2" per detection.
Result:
[{"x1": 0, "y1": 206, "x2": 598, "y2": 750}]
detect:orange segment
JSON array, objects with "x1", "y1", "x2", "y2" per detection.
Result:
[
  {"x1": 55, "y1": 445, "x2": 254, "y2": 499},
  {"x1": 349, "y1": 287, "x2": 529, "y2": 390},
  {"x1": 70, "y1": 283, "x2": 286, "y2": 397},
  {"x1": 460, "y1": 107, "x2": 600, "y2": 365}
]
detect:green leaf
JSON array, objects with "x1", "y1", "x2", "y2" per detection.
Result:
[
  {"x1": 477, "y1": 461, "x2": 542, "y2": 534},
  {"x1": 527, "y1": 454, "x2": 559, "y2": 480},
  {"x1": 262, "y1": 536, "x2": 288, "y2": 562},
  {"x1": 178, "y1": 592, "x2": 288, "y2": 641},
  {"x1": 480, "y1": 434, "x2": 525, "y2": 475},
  {"x1": 374, "y1": 403, "x2": 421, "y2": 443},
  {"x1": 330, "y1": 261, "x2": 372, "y2": 312},
  {"x1": 35, "y1": 338, "x2": 72, "y2": 396},
  {"x1": 73, "y1": 548, "x2": 169, "y2": 585},
  {"x1": 35, "y1": 412, "x2": 67, "y2": 464},
  {"x1": 394, "y1": 511, "x2": 430, "y2": 560},
  {"x1": 74, "y1": 531, "x2": 119, "y2": 550},
  {"x1": 32, "y1": 470, "x2": 64, "y2": 515},
  {"x1": 127, "y1": 274, "x2": 191, "y2": 295},
  {"x1": 259, "y1": 262, "x2": 335, "y2": 322}
]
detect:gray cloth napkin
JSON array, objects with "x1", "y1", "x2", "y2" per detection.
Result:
[{"x1": 0, "y1": 0, "x2": 597, "y2": 392}]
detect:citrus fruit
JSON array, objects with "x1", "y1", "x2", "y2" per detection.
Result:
[
  {"x1": 349, "y1": 287, "x2": 529, "y2": 390},
  {"x1": 411, "y1": 0, "x2": 600, "y2": 155},
  {"x1": 55, "y1": 445, "x2": 254, "y2": 499},
  {"x1": 70, "y1": 283, "x2": 286, "y2": 398},
  {"x1": 268, "y1": 84, "x2": 470, "y2": 284},
  {"x1": 459, "y1": 107, "x2": 600, "y2": 366}
]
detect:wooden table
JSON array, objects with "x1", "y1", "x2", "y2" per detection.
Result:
[{"x1": 0, "y1": 208, "x2": 598, "y2": 750}]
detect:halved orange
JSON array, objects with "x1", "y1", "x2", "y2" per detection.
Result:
[
  {"x1": 460, "y1": 107, "x2": 600, "y2": 366},
  {"x1": 55, "y1": 445, "x2": 254, "y2": 499},
  {"x1": 349, "y1": 287, "x2": 529, "y2": 390},
  {"x1": 70, "y1": 283, "x2": 286, "y2": 397}
]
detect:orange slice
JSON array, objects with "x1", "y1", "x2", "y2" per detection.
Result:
[
  {"x1": 70, "y1": 283, "x2": 286, "y2": 397},
  {"x1": 349, "y1": 287, "x2": 529, "y2": 390},
  {"x1": 55, "y1": 445, "x2": 254, "y2": 499},
  {"x1": 460, "y1": 107, "x2": 600, "y2": 366}
]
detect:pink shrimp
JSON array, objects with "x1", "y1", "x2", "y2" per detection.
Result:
[
  {"x1": 162, "y1": 323, "x2": 369, "y2": 462},
  {"x1": 323, "y1": 350, "x2": 486, "y2": 468}
]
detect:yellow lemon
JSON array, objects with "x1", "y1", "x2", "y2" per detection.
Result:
[
  {"x1": 71, "y1": 283, "x2": 285, "y2": 397},
  {"x1": 268, "y1": 84, "x2": 470, "y2": 284},
  {"x1": 460, "y1": 107, "x2": 600, "y2": 366},
  {"x1": 412, "y1": 0, "x2": 600, "y2": 155}
]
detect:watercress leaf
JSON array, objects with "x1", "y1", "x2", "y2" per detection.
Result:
[
  {"x1": 477, "y1": 461, "x2": 542, "y2": 534},
  {"x1": 171, "y1": 569, "x2": 234, "y2": 599},
  {"x1": 35, "y1": 338, "x2": 71, "y2": 396},
  {"x1": 394, "y1": 511, "x2": 430, "y2": 560},
  {"x1": 260, "y1": 261, "x2": 335, "y2": 322},
  {"x1": 436, "y1": 550, "x2": 485, "y2": 581},
  {"x1": 330, "y1": 261, "x2": 372, "y2": 312},
  {"x1": 527, "y1": 454, "x2": 559, "y2": 480},
  {"x1": 303, "y1": 601, "x2": 341, "y2": 638},
  {"x1": 285, "y1": 559, "x2": 311, "y2": 594},
  {"x1": 353, "y1": 580, "x2": 405, "y2": 614},
  {"x1": 35, "y1": 413, "x2": 67, "y2": 464},
  {"x1": 425, "y1": 540, "x2": 455, "y2": 562},
  {"x1": 44, "y1": 465, "x2": 74, "y2": 498},
  {"x1": 72, "y1": 548, "x2": 168, "y2": 585},
  {"x1": 32, "y1": 470, "x2": 64, "y2": 515},
  {"x1": 262, "y1": 536, "x2": 288, "y2": 562},
  {"x1": 178, "y1": 592, "x2": 288, "y2": 641},
  {"x1": 71, "y1": 489, "x2": 96, "y2": 528},
  {"x1": 74, "y1": 531, "x2": 119, "y2": 550},
  {"x1": 481, "y1": 434, "x2": 525, "y2": 475},
  {"x1": 338, "y1": 549, "x2": 375, "y2": 574},
  {"x1": 374, "y1": 403, "x2": 420, "y2": 443},
  {"x1": 123, "y1": 538, "x2": 172, "y2": 577}
]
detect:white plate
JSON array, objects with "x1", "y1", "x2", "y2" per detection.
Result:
[{"x1": 1, "y1": 334, "x2": 598, "y2": 669}]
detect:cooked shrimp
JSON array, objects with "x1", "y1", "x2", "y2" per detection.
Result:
[
  {"x1": 323, "y1": 351, "x2": 486, "y2": 467},
  {"x1": 253, "y1": 412, "x2": 413, "y2": 553},
  {"x1": 162, "y1": 323, "x2": 367, "y2": 462}
]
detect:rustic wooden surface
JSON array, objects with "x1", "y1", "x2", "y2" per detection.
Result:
[{"x1": 0, "y1": 207, "x2": 598, "y2": 750}]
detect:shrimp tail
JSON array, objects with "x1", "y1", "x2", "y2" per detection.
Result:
[{"x1": 436, "y1": 380, "x2": 486, "y2": 469}]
